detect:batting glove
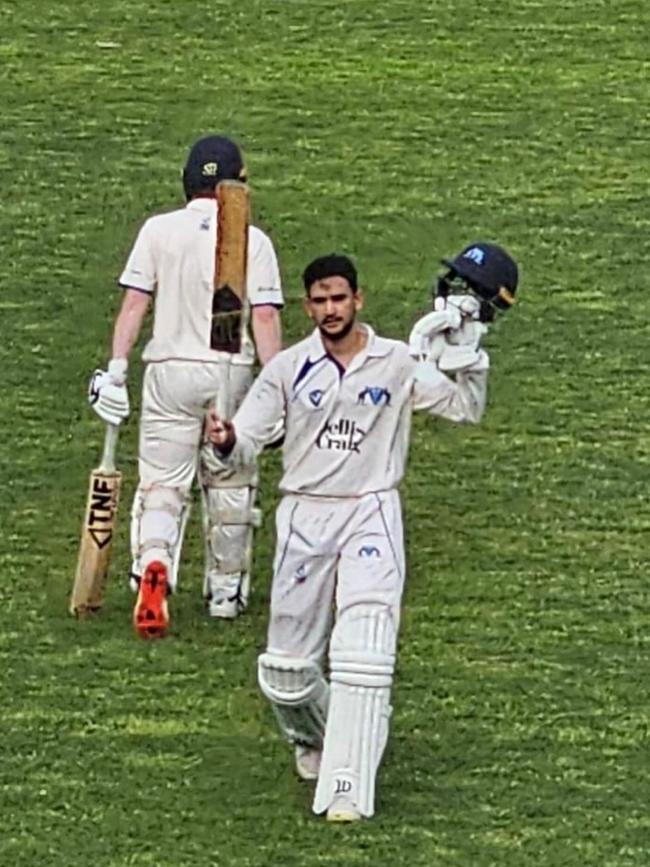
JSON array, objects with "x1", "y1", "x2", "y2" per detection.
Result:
[
  {"x1": 88, "y1": 358, "x2": 129, "y2": 426},
  {"x1": 438, "y1": 295, "x2": 489, "y2": 373},
  {"x1": 408, "y1": 300, "x2": 462, "y2": 361}
]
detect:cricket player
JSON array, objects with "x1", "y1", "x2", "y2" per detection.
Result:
[
  {"x1": 88, "y1": 134, "x2": 283, "y2": 638},
  {"x1": 205, "y1": 246, "x2": 518, "y2": 820}
]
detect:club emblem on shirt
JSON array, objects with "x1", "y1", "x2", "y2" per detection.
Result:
[
  {"x1": 316, "y1": 419, "x2": 366, "y2": 453},
  {"x1": 309, "y1": 389, "x2": 324, "y2": 407},
  {"x1": 357, "y1": 386, "x2": 391, "y2": 407}
]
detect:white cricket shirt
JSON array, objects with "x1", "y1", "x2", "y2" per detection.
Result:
[
  {"x1": 118, "y1": 198, "x2": 283, "y2": 364},
  {"x1": 228, "y1": 325, "x2": 488, "y2": 497}
]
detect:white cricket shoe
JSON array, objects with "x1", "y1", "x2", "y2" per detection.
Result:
[
  {"x1": 295, "y1": 746, "x2": 322, "y2": 782},
  {"x1": 207, "y1": 593, "x2": 239, "y2": 619},
  {"x1": 205, "y1": 572, "x2": 249, "y2": 619},
  {"x1": 326, "y1": 797, "x2": 362, "y2": 823}
]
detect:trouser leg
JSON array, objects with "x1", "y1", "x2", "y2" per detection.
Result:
[
  {"x1": 257, "y1": 497, "x2": 338, "y2": 749},
  {"x1": 313, "y1": 491, "x2": 406, "y2": 818},
  {"x1": 197, "y1": 363, "x2": 257, "y2": 617}
]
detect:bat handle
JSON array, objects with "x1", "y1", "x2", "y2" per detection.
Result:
[
  {"x1": 99, "y1": 423, "x2": 119, "y2": 473},
  {"x1": 213, "y1": 359, "x2": 232, "y2": 419}
]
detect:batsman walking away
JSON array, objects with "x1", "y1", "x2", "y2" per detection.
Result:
[
  {"x1": 87, "y1": 134, "x2": 284, "y2": 638},
  {"x1": 206, "y1": 246, "x2": 518, "y2": 822}
]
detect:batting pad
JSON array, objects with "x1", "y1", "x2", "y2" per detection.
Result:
[
  {"x1": 131, "y1": 485, "x2": 190, "y2": 591},
  {"x1": 258, "y1": 653, "x2": 329, "y2": 749},
  {"x1": 313, "y1": 604, "x2": 396, "y2": 817}
]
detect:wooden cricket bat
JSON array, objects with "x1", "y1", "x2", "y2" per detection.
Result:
[
  {"x1": 211, "y1": 179, "x2": 250, "y2": 355},
  {"x1": 69, "y1": 423, "x2": 122, "y2": 616}
]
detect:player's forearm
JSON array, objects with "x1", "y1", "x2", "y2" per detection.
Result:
[
  {"x1": 251, "y1": 305, "x2": 282, "y2": 366},
  {"x1": 111, "y1": 289, "x2": 151, "y2": 360},
  {"x1": 412, "y1": 357, "x2": 488, "y2": 423},
  {"x1": 453, "y1": 365, "x2": 488, "y2": 423}
]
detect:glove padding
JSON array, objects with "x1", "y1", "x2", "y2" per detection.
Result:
[
  {"x1": 408, "y1": 300, "x2": 461, "y2": 361},
  {"x1": 438, "y1": 295, "x2": 488, "y2": 373},
  {"x1": 88, "y1": 358, "x2": 129, "y2": 425},
  {"x1": 409, "y1": 295, "x2": 488, "y2": 372}
]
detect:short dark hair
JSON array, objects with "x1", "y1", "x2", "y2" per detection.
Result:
[{"x1": 302, "y1": 254, "x2": 358, "y2": 295}]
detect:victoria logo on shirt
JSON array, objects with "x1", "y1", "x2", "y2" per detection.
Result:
[
  {"x1": 357, "y1": 386, "x2": 391, "y2": 407},
  {"x1": 309, "y1": 389, "x2": 324, "y2": 407},
  {"x1": 316, "y1": 419, "x2": 366, "y2": 453}
]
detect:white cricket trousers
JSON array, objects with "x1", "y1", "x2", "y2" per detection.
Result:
[
  {"x1": 139, "y1": 360, "x2": 252, "y2": 490},
  {"x1": 266, "y1": 490, "x2": 406, "y2": 660},
  {"x1": 132, "y1": 359, "x2": 254, "y2": 589}
]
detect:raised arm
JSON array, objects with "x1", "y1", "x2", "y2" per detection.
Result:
[
  {"x1": 411, "y1": 355, "x2": 488, "y2": 424},
  {"x1": 408, "y1": 294, "x2": 489, "y2": 424}
]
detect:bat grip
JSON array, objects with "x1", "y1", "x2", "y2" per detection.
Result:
[
  {"x1": 99, "y1": 423, "x2": 119, "y2": 473},
  {"x1": 213, "y1": 359, "x2": 232, "y2": 419}
]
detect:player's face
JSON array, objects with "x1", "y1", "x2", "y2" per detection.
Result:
[{"x1": 305, "y1": 277, "x2": 363, "y2": 341}]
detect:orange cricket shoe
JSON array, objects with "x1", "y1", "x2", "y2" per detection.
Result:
[{"x1": 133, "y1": 560, "x2": 170, "y2": 639}]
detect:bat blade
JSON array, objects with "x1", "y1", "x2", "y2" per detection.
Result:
[
  {"x1": 211, "y1": 179, "x2": 250, "y2": 353},
  {"x1": 70, "y1": 426, "x2": 122, "y2": 617}
]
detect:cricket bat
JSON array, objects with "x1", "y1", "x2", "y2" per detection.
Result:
[
  {"x1": 69, "y1": 423, "x2": 122, "y2": 616},
  {"x1": 210, "y1": 179, "x2": 250, "y2": 356}
]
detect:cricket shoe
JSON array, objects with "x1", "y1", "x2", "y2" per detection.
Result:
[
  {"x1": 326, "y1": 797, "x2": 362, "y2": 823},
  {"x1": 205, "y1": 572, "x2": 249, "y2": 620},
  {"x1": 295, "y1": 746, "x2": 322, "y2": 782},
  {"x1": 133, "y1": 560, "x2": 170, "y2": 639}
]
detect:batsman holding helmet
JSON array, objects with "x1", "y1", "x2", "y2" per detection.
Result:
[
  {"x1": 206, "y1": 244, "x2": 518, "y2": 821},
  {"x1": 88, "y1": 135, "x2": 283, "y2": 638}
]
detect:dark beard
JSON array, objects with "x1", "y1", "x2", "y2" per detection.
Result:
[{"x1": 319, "y1": 317, "x2": 355, "y2": 342}]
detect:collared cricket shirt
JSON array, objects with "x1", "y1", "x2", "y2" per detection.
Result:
[
  {"x1": 230, "y1": 325, "x2": 488, "y2": 497},
  {"x1": 118, "y1": 198, "x2": 283, "y2": 364}
]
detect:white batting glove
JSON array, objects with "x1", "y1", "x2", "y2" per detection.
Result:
[
  {"x1": 408, "y1": 298, "x2": 462, "y2": 361},
  {"x1": 88, "y1": 358, "x2": 129, "y2": 426},
  {"x1": 438, "y1": 295, "x2": 489, "y2": 373}
]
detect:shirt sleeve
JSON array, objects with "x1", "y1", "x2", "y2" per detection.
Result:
[
  {"x1": 410, "y1": 354, "x2": 489, "y2": 424},
  {"x1": 228, "y1": 354, "x2": 287, "y2": 466},
  {"x1": 118, "y1": 219, "x2": 157, "y2": 294},
  {"x1": 246, "y1": 228, "x2": 284, "y2": 308}
]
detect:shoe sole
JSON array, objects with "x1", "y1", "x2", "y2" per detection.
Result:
[
  {"x1": 326, "y1": 809, "x2": 361, "y2": 823},
  {"x1": 133, "y1": 560, "x2": 169, "y2": 639}
]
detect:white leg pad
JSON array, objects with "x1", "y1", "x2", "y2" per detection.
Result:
[
  {"x1": 130, "y1": 485, "x2": 189, "y2": 592},
  {"x1": 199, "y1": 456, "x2": 260, "y2": 614},
  {"x1": 258, "y1": 653, "x2": 329, "y2": 749},
  {"x1": 313, "y1": 604, "x2": 396, "y2": 817}
]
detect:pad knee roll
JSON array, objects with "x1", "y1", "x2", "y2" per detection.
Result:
[{"x1": 258, "y1": 653, "x2": 329, "y2": 749}]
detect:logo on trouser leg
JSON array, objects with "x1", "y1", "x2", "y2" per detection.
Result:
[{"x1": 358, "y1": 545, "x2": 381, "y2": 558}]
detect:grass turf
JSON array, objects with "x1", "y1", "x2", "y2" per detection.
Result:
[{"x1": 1, "y1": 0, "x2": 649, "y2": 864}]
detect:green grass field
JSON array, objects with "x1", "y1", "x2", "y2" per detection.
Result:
[{"x1": 2, "y1": 1, "x2": 649, "y2": 864}]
